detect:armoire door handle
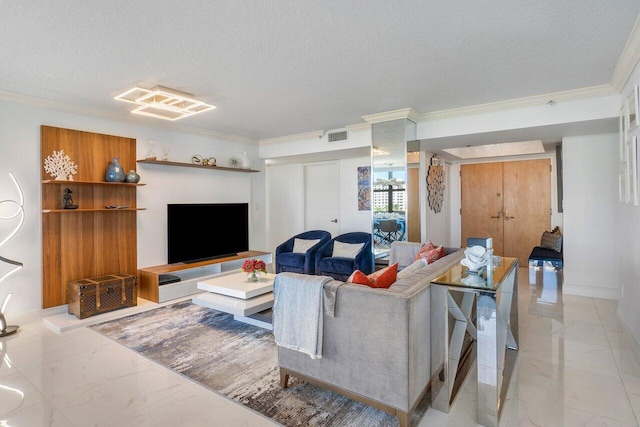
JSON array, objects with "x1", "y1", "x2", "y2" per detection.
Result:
[
  {"x1": 330, "y1": 219, "x2": 338, "y2": 223},
  {"x1": 490, "y1": 210, "x2": 502, "y2": 219}
]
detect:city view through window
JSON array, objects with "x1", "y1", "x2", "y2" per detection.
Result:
[{"x1": 373, "y1": 170, "x2": 406, "y2": 213}]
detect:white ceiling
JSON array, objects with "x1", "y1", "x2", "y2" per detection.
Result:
[{"x1": 1, "y1": 1, "x2": 638, "y2": 142}]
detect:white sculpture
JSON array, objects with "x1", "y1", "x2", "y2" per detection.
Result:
[
  {"x1": 0, "y1": 172, "x2": 24, "y2": 337},
  {"x1": 44, "y1": 150, "x2": 78, "y2": 180}
]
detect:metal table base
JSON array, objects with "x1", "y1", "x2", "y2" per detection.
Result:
[{"x1": 430, "y1": 258, "x2": 519, "y2": 427}]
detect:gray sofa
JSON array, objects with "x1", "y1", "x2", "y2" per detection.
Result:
[{"x1": 275, "y1": 242, "x2": 464, "y2": 427}]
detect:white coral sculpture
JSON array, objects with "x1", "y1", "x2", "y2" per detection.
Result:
[{"x1": 44, "y1": 150, "x2": 78, "y2": 181}]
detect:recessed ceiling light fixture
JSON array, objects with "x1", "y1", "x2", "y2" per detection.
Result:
[
  {"x1": 372, "y1": 146, "x2": 390, "y2": 155},
  {"x1": 442, "y1": 140, "x2": 545, "y2": 159},
  {"x1": 114, "y1": 85, "x2": 215, "y2": 121}
]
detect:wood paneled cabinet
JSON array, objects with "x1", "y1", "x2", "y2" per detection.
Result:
[{"x1": 41, "y1": 126, "x2": 144, "y2": 308}]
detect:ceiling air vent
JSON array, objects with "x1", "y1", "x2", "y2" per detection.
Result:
[{"x1": 328, "y1": 130, "x2": 348, "y2": 142}]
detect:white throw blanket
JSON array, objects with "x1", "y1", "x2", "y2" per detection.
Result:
[{"x1": 273, "y1": 273, "x2": 332, "y2": 359}]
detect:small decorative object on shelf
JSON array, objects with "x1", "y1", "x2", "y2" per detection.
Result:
[
  {"x1": 145, "y1": 139, "x2": 157, "y2": 160},
  {"x1": 229, "y1": 156, "x2": 240, "y2": 168},
  {"x1": 192, "y1": 155, "x2": 217, "y2": 166},
  {"x1": 62, "y1": 188, "x2": 78, "y2": 209},
  {"x1": 105, "y1": 157, "x2": 126, "y2": 182},
  {"x1": 242, "y1": 259, "x2": 267, "y2": 282},
  {"x1": 125, "y1": 170, "x2": 140, "y2": 183},
  {"x1": 162, "y1": 146, "x2": 171, "y2": 161},
  {"x1": 44, "y1": 150, "x2": 78, "y2": 181},
  {"x1": 240, "y1": 151, "x2": 251, "y2": 169}
]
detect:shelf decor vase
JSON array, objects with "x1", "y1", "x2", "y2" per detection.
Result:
[
  {"x1": 125, "y1": 170, "x2": 140, "y2": 183},
  {"x1": 106, "y1": 157, "x2": 125, "y2": 182},
  {"x1": 247, "y1": 271, "x2": 260, "y2": 282},
  {"x1": 240, "y1": 151, "x2": 251, "y2": 169}
]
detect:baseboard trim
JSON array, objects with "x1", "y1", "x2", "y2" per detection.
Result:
[
  {"x1": 562, "y1": 283, "x2": 619, "y2": 300},
  {"x1": 617, "y1": 307, "x2": 640, "y2": 371}
]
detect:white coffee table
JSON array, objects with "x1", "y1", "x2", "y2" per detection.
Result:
[{"x1": 192, "y1": 270, "x2": 275, "y2": 330}]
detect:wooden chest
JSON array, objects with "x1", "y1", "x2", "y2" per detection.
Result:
[{"x1": 67, "y1": 274, "x2": 137, "y2": 319}]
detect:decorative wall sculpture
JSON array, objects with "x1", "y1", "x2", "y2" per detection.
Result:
[
  {"x1": 0, "y1": 172, "x2": 24, "y2": 337},
  {"x1": 427, "y1": 155, "x2": 445, "y2": 213}
]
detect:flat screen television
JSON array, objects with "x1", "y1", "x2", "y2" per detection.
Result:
[{"x1": 167, "y1": 203, "x2": 249, "y2": 264}]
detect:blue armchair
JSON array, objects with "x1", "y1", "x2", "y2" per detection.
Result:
[
  {"x1": 315, "y1": 232, "x2": 374, "y2": 281},
  {"x1": 275, "y1": 230, "x2": 332, "y2": 274}
]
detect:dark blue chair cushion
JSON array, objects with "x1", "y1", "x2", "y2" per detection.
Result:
[
  {"x1": 315, "y1": 232, "x2": 374, "y2": 281},
  {"x1": 277, "y1": 253, "x2": 306, "y2": 272},
  {"x1": 529, "y1": 246, "x2": 563, "y2": 268},
  {"x1": 275, "y1": 230, "x2": 332, "y2": 275},
  {"x1": 529, "y1": 246, "x2": 562, "y2": 261},
  {"x1": 317, "y1": 257, "x2": 356, "y2": 278}
]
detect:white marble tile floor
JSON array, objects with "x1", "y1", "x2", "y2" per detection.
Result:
[{"x1": 0, "y1": 267, "x2": 638, "y2": 426}]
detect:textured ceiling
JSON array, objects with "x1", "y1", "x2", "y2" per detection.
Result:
[{"x1": 0, "y1": 1, "x2": 638, "y2": 141}]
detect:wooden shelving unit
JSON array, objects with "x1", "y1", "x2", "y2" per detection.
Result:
[
  {"x1": 42, "y1": 181, "x2": 146, "y2": 213},
  {"x1": 137, "y1": 159, "x2": 259, "y2": 173},
  {"x1": 41, "y1": 126, "x2": 142, "y2": 308},
  {"x1": 42, "y1": 208, "x2": 145, "y2": 213},
  {"x1": 42, "y1": 180, "x2": 147, "y2": 186}
]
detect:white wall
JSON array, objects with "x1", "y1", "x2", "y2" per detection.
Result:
[
  {"x1": 0, "y1": 99, "x2": 263, "y2": 318},
  {"x1": 562, "y1": 133, "x2": 619, "y2": 299},
  {"x1": 265, "y1": 163, "x2": 304, "y2": 253},
  {"x1": 618, "y1": 59, "x2": 640, "y2": 350},
  {"x1": 259, "y1": 126, "x2": 370, "y2": 159},
  {"x1": 421, "y1": 151, "x2": 450, "y2": 246},
  {"x1": 416, "y1": 94, "x2": 619, "y2": 140},
  {"x1": 265, "y1": 156, "x2": 371, "y2": 254},
  {"x1": 447, "y1": 162, "x2": 461, "y2": 248},
  {"x1": 339, "y1": 157, "x2": 372, "y2": 234}
]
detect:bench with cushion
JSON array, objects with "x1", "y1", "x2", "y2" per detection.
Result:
[{"x1": 528, "y1": 226, "x2": 563, "y2": 268}]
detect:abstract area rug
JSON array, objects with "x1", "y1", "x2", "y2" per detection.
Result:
[{"x1": 90, "y1": 300, "x2": 430, "y2": 426}]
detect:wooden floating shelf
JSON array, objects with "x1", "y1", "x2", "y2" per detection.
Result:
[
  {"x1": 42, "y1": 208, "x2": 146, "y2": 213},
  {"x1": 42, "y1": 180, "x2": 146, "y2": 186},
  {"x1": 137, "y1": 159, "x2": 259, "y2": 173}
]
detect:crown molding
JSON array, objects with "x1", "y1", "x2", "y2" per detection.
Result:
[
  {"x1": 0, "y1": 89, "x2": 257, "y2": 145},
  {"x1": 346, "y1": 122, "x2": 371, "y2": 132},
  {"x1": 260, "y1": 123, "x2": 371, "y2": 146},
  {"x1": 611, "y1": 13, "x2": 640, "y2": 91},
  {"x1": 259, "y1": 130, "x2": 325, "y2": 146},
  {"x1": 362, "y1": 107, "x2": 421, "y2": 124},
  {"x1": 419, "y1": 84, "x2": 618, "y2": 121}
]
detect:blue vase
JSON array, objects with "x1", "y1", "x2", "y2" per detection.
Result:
[{"x1": 106, "y1": 157, "x2": 125, "y2": 182}]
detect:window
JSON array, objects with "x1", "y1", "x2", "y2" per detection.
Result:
[{"x1": 373, "y1": 170, "x2": 406, "y2": 213}]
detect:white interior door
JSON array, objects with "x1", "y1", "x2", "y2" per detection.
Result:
[{"x1": 305, "y1": 162, "x2": 340, "y2": 236}]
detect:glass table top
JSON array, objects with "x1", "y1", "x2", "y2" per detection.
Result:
[{"x1": 431, "y1": 257, "x2": 517, "y2": 292}]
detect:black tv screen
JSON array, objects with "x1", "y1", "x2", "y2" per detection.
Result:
[{"x1": 167, "y1": 203, "x2": 249, "y2": 264}]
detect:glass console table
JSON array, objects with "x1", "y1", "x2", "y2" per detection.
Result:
[{"x1": 430, "y1": 257, "x2": 518, "y2": 427}]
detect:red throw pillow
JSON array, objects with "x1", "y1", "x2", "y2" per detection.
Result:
[
  {"x1": 348, "y1": 263, "x2": 398, "y2": 289},
  {"x1": 416, "y1": 241, "x2": 445, "y2": 264},
  {"x1": 347, "y1": 270, "x2": 373, "y2": 287},
  {"x1": 426, "y1": 245, "x2": 445, "y2": 264},
  {"x1": 368, "y1": 263, "x2": 398, "y2": 288},
  {"x1": 415, "y1": 241, "x2": 435, "y2": 261}
]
